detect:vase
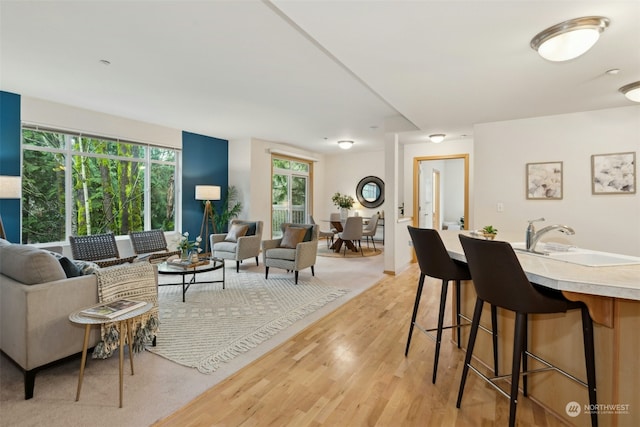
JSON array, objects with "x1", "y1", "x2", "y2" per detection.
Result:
[
  {"x1": 340, "y1": 208, "x2": 349, "y2": 220},
  {"x1": 180, "y1": 249, "x2": 189, "y2": 261}
]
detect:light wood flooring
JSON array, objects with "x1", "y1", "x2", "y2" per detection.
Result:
[{"x1": 153, "y1": 263, "x2": 569, "y2": 426}]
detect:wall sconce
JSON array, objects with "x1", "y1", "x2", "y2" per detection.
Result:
[
  {"x1": 338, "y1": 140, "x2": 354, "y2": 150},
  {"x1": 619, "y1": 81, "x2": 640, "y2": 102},
  {"x1": 195, "y1": 185, "x2": 221, "y2": 255},
  {"x1": 530, "y1": 16, "x2": 609, "y2": 62},
  {"x1": 0, "y1": 175, "x2": 22, "y2": 240},
  {"x1": 429, "y1": 134, "x2": 446, "y2": 143}
]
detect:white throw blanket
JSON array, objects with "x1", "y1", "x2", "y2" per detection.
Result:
[{"x1": 92, "y1": 262, "x2": 158, "y2": 359}]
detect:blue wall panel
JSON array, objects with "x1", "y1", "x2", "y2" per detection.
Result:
[
  {"x1": 0, "y1": 91, "x2": 21, "y2": 242},
  {"x1": 181, "y1": 131, "x2": 228, "y2": 242}
]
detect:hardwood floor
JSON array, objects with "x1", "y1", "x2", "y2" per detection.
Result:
[{"x1": 153, "y1": 264, "x2": 568, "y2": 426}]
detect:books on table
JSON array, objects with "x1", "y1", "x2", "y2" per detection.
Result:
[
  {"x1": 80, "y1": 299, "x2": 146, "y2": 320},
  {"x1": 166, "y1": 258, "x2": 209, "y2": 269}
]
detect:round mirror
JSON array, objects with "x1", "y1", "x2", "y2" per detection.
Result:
[{"x1": 356, "y1": 176, "x2": 385, "y2": 208}]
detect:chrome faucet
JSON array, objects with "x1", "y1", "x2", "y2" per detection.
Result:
[
  {"x1": 527, "y1": 220, "x2": 575, "y2": 253},
  {"x1": 525, "y1": 218, "x2": 545, "y2": 250}
]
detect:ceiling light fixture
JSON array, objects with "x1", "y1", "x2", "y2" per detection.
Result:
[
  {"x1": 530, "y1": 16, "x2": 609, "y2": 62},
  {"x1": 338, "y1": 140, "x2": 354, "y2": 150},
  {"x1": 619, "y1": 81, "x2": 640, "y2": 102},
  {"x1": 429, "y1": 134, "x2": 446, "y2": 143}
]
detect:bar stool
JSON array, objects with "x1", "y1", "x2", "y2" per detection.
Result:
[
  {"x1": 457, "y1": 234, "x2": 597, "y2": 427},
  {"x1": 406, "y1": 226, "x2": 499, "y2": 384}
]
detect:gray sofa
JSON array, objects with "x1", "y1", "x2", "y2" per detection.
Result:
[{"x1": 0, "y1": 239, "x2": 154, "y2": 399}]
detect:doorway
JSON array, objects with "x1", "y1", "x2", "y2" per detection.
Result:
[{"x1": 413, "y1": 154, "x2": 469, "y2": 230}]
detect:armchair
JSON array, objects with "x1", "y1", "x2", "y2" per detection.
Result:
[
  {"x1": 210, "y1": 220, "x2": 263, "y2": 272},
  {"x1": 262, "y1": 223, "x2": 318, "y2": 284}
]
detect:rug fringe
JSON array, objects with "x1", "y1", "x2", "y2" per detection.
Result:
[{"x1": 197, "y1": 290, "x2": 348, "y2": 373}]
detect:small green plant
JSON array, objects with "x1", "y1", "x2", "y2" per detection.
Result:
[
  {"x1": 213, "y1": 186, "x2": 243, "y2": 233},
  {"x1": 482, "y1": 225, "x2": 498, "y2": 235}
]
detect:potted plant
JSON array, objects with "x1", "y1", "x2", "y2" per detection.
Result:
[
  {"x1": 213, "y1": 185, "x2": 243, "y2": 233},
  {"x1": 481, "y1": 225, "x2": 498, "y2": 240},
  {"x1": 332, "y1": 192, "x2": 355, "y2": 220}
]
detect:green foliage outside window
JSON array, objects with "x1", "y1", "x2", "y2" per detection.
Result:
[{"x1": 21, "y1": 128, "x2": 177, "y2": 244}]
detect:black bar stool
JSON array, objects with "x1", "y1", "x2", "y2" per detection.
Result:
[
  {"x1": 457, "y1": 234, "x2": 597, "y2": 427},
  {"x1": 406, "y1": 226, "x2": 499, "y2": 384}
]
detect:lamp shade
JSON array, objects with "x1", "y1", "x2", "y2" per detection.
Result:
[
  {"x1": 195, "y1": 185, "x2": 221, "y2": 201},
  {"x1": 0, "y1": 176, "x2": 22, "y2": 199}
]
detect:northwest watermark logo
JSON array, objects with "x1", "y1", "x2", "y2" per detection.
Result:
[
  {"x1": 565, "y1": 401, "x2": 581, "y2": 417},
  {"x1": 566, "y1": 401, "x2": 631, "y2": 416}
]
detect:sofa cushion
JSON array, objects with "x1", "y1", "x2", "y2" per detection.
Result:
[
  {"x1": 280, "y1": 226, "x2": 307, "y2": 249},
  {"x1": 72, "y1": 259, "x2": 101, "y2": 276},
  {"x1": 213, "y1": 241, "x2": 238, "y2": 253},
  {"x1": 0, "y1": 244, "x2": 66, "y2": 284},
  {"x1": 225, "y1": 223, "x2": 249, "y2": 242},
  {"x1": 266, "y1": 247, "x2": 296, "y2": 261},
  {"x1": 0, "y1": 238, "x2": 11, "y2": 247}
]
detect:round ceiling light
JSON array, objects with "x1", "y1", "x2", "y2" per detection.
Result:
[
  {"x1": 619, "y1": 81, "x2": 640, "y2": 103},
  {"x1": 530, "y1": 16, "x2": 609, "y2": 62},
  {"x1": 428, "y1": 134, "x2": 446, "y2": 143},
  {"x1": 338, "y1": 140, "x2": 354, "y2": 150}
]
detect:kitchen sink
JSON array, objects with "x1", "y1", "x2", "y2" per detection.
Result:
[{"x1": 510, "y1": 242, "x2": 640, "y2": 267}]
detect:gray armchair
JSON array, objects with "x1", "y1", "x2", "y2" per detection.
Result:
[
  {"x1": 262, "y1": 223, "x2": 318, "y2": 284},
  {"x1": 210, "y1": 220, "x2": 263, "y2": 272}
]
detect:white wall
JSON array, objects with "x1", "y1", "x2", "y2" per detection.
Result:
[
  {"x1": 473, "y1": 106, "x2": 640, "y2": 256},
  {"x1": 321, "y1": 149, "x2": 386, "y2": 220},
  {"x1": 228, "y1": 138, "x2": 327, "y2": 238},
  {"x1": 22, "y1": 97, "x2": 181, "y2": 148}
]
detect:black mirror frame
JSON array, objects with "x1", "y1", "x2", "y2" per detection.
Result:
[{"x1": 356, "y1": 176, "x2": 385, "y2": 209}]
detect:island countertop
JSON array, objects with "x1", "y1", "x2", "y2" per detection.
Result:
[{"x1": 438, "y1": 230, "x2": 640, "y2": 301}]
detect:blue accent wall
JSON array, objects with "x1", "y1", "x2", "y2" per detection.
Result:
[
  {"x1": 0, "y1": 91, "x2": 21, "y2": 243},
  {"x1": 181, "y1": 131, "x2": 228, "y2": 240}
]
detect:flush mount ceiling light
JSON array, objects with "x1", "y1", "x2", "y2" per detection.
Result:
[
  {"x1": 338, "y1": 140, "x2": 354, "y2": 150},
  {"x1": 429, "y1": 134, "x2": 446, "y2": 143},
  {"x1": 530, "y1": 16, "x2": 609, "y2": 62},
  {"x1": 619, "y1": 81, "x2": 640, "y2": 102}
]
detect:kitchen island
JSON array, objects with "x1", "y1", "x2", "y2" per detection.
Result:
[{"x1": 438, "y1": 230, "x2": 639, "y2": 427}]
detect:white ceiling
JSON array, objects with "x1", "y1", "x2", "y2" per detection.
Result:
[{"x1": 1, "y1": 1, "x2": 639, "y2": 154}]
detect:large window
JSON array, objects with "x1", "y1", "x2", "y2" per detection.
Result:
[
  {"x1": 271, "y1": 156, "x2": 311, "y2": 238},
  {"x1": 21, "y1": 127, "x2": 179, "y2": 244}
]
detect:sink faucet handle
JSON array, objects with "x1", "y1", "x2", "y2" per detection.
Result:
[{"x1": 527, "y1": 217, "x2": 545, "y2": 225}]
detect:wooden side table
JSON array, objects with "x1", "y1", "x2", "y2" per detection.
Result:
[{"x1": 69, "y1": 302, "x2": 153, "y2": 408}]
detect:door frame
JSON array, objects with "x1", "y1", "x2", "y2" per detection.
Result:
[{"x1": 412, "y1": 154, "x2": 469, "y2": 230}]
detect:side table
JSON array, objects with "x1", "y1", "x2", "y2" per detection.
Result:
[{"x1": 69, "y1": 302, "x2": 153, "y2": 408}]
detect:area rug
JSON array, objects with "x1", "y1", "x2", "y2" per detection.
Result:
[
  {"x1": 149, "y1": 270, "x2": 349, "y2": 373},
  {"x1": 317, "y1": 243, "x2": 382, "y2": 258}
]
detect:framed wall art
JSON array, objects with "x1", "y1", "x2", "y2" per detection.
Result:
[
  {"x1": 526, "y1": 161, "x2": 563, "y2": 200},
  {"x1": 591, "y1": 152, "x2": 636, "y2": 194}
]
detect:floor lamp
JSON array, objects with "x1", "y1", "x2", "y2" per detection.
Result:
[
  {"x1": 0, "y1": 176, "x2": 22, "y2": 240},
  {"x1": 195, "y1": 185, "x2": 221, "y2": 256}
]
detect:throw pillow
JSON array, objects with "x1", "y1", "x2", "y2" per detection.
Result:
[
  {"x1": 279, "y1": 226, "x2": 307, "y2": 249},
  {"x1": 225, "y1": 224, "x2": 249, "y2": 242},
  {"x1": 73, "y1": 259, "x2": 101, "y2": 276},
  {"x1": 48, "y1": 250, "x2": 82, "y2": 278}
]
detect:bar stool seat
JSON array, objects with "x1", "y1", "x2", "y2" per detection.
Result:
[
  {"x1": 406, "y1": 227, "x2": 499, "y2": 384},
  {"x1": 457, "y1": 234, "x2": 597, "y2": 427}
]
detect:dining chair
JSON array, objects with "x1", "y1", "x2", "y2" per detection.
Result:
[
  {"x1": 361, "y1": 214, "x2": 379, "y2": 250},
  {"x1": 310, "y1": 215, "x2": 335, "y2": 248},
  {"x1": 337, "y1": 216, "x2": 363, "y2": 256},
  {"x1": 457, "y1": 234, "x2": 597, "y2": 427}
]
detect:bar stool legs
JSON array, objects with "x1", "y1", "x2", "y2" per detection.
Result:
[{"x1": 405, "y1": 276, "x2": 498, "y2": 384}]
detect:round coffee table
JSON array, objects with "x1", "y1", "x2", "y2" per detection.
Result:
[{"x1": 157, "y1": 258, "x2": 225, "y2": 302}]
